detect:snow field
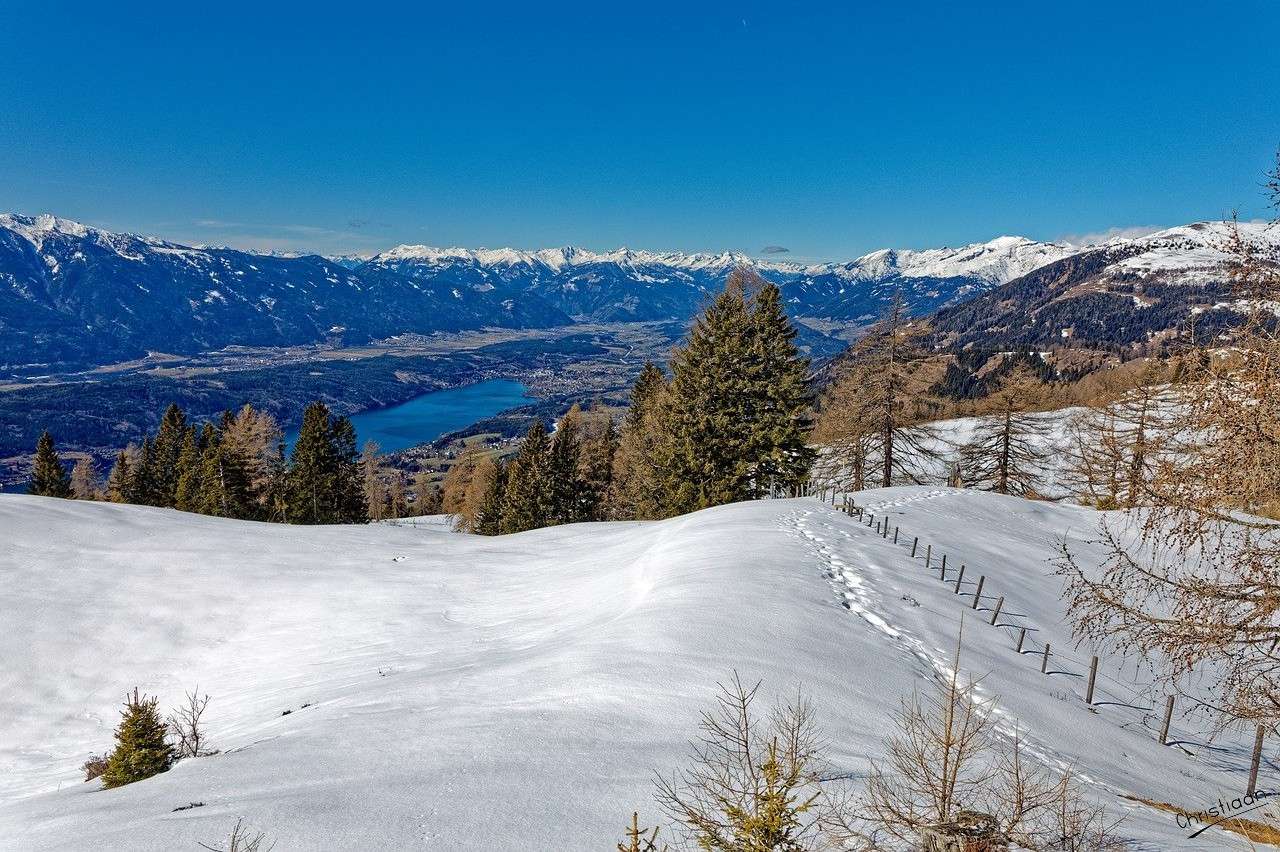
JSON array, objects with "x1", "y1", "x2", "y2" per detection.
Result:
[{"x1": 0, "y1": 489, "x2": 1272, "y2": 849}]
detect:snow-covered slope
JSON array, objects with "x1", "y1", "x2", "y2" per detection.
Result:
[
  {"x1": 928, "y1": 221, "x2": 1280, "y2": 353},
  {"x1": 0, "y1": 492, "x2": 1270, "y2": 849}
]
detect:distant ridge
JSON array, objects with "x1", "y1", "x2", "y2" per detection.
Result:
[{"x1": 6, "y1": 212, "x2": 1268, "y2": 369}]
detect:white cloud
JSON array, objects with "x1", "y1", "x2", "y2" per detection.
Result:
[{"x1": 1058, "y1": 225, "x2": 1166, "y2": 247}]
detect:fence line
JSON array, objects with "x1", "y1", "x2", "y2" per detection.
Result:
[{"x1": 794, "y1": 490, "x2": 1268, "y2": 787}]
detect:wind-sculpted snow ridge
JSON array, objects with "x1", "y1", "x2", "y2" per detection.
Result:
[{"x1": 0, "y1": 490, "x2": 1269, "y2": 848}]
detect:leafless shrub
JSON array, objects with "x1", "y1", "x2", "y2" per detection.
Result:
[
  {"x1": 81, "y1": 753, "x2": 109, "y2": 782},
  {"x1": 168, "y1": 687, "x2": 212, "y2": 759},
  {"x1": 198, "y1": 818, "x2": 274, "y2": 852},
  {"x1": 856, "y1": 633, "x2": 1129, "y2": 851}
]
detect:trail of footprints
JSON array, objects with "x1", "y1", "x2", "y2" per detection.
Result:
[{"x1": 785, "y1": 505, "x2": 1103, "y2": 786}]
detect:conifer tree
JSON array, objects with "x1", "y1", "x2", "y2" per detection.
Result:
[
  {"x1": 616, "y1": 812, "x2": 667, "y2": 852},
  {"x1": 173, "y1": 429, "x2": 203, "y2": 512},
  {"x1": 441, "y1": 446, "x2": 483, "y2": 516},
  {"x1": 220, "y1": 404, "x2": 285, "y2": 517},
  {"x1": 70, "y1": 456, "x2": 101, "y2": 500},
  {"x1": 362, "y1": 440, "x2": 387, "y2": 521},
  {"x1": 472, "y1": 458, "x2": 506, "y2": 535},
  {"x1": 577, "y1": 407, "x2": 617, "y2": 521},
  {"x1": 500, "y1": 421, "x2": 552, "y2": 533},
  {"x1": 196, "y1": 432, "x2": 231, "y2": 517},
  {"x1": 148, "y1": 404, "x2": 189, "y2": 507},
  {"x1": 412, "y1": 469, "x2": 441, "y2": 516},
  {"x1": 132, "y1": 436, "x2": 158, "y2": 506},
  {"x1": 287, "y1": 402, "x2": 338, "y2": 524},
  {"x1": 547, "y1": 405, "x2": 584, "y2": 525},
  {"x1": 957, "y1": 365, "x2": 1053, "y2": 495},
  {"x1": 106, "y1": 449, "x2": 134, "y2": 503},
  {"x1": 100, "y1": 688, "x2": 175, "y2": 789},
  {"x1": 29, "y1": 431, "x2": 72, "y2": 498},
  {"x1": 332, "y1": 416, "x2": 367, "y2": 523},
  {"x1": 610, "y1": 362, "x2": 667, "y2": 519},
  {"x1": 815, "y1": 292, "x2": 941, "y2": 488},
  {"x1": 653, "y1": 275, "x2": 758, "y2": 515},
  {"x1": 746, "y1": 281, "x2": 814, "y2": 494}
]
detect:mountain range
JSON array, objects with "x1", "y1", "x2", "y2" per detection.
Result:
[{"x1": 3, "y1": 213, "x2": 1275, "y2": 372}]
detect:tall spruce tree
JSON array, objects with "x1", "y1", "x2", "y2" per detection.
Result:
[
  {"x1": 500, "y1": 420, "x2": 553, "y2": 533},
  {"x1": 547, "y1": 405, "x2": 584, "y2": 525},
  {"x1": 653, "y1": 274, "x2": 758, "y2": 516},
  {"x1": 106, "y1": 450, "x2": 133, "y2": 503},
  {"x1": 610, "y1": 362, "x2": 668, "y2": 519},
  {"x1": 287, "y1": 402, "x2": 339, "y2": 524},
  {"x1": 149, "y1": 404, "x2": 189, "y2": 507},
  {"x1": 472, "y1": 458, "x2": 506, "y2": 536},
  {"x1": 577, "y1": 407, "x2": 617, "y2": 521},
  {"x1": 29, "y1": 431, "x2": 72, "y2": 498},
  {"x1": 132, "y1": 436, "x2": 158, "y2": 506},
  {"x1": 746, "y1": 281, "x2": 814, "y2": 495},
  {"x1": 173, "y1": 429, "x2": 203, "y2": 512},
  {"x1": 332, "y1": 416, "x2": 367, "y2": 523}
]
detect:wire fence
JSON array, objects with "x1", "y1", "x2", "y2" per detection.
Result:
[{"x1": 771, "y1": 487, "x2": 1272, "y2": 794}]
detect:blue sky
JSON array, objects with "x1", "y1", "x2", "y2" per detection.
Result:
[{"x1": 1, "y1": 2, "x2": 1277, "y2": 260}]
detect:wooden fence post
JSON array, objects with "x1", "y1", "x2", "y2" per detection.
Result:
[
  {"x1": 1248, "y1": 725, "x2": 1265, "y2": 796},
  {"x1": 1041, "y1": 643, "x2": 1051, "y2": 674},
  {"x1": 882, "y1": 522, "x2": 888, "y2": 539},
  {"x1": 911, "y1": 537, "x2": 918, "y2": 558},
  {"x1": 1159, "y1": 695, "x2": 1175, "y2": 745},
  {"x1": 940, "y1": 554, "x2": 947, "y2": 576},
  {"x1": 1086, "y1": 656, "x2": 1098, "y2": 705},
  {"x1": 925, "y1": 544, "x2": 932, "y2": 569},
  {"x1": 989, "y1": 596, "x2": 1004, "y2": 626},
  {"x1": 893, "y1": 526, "x2": 899, "y2": 544},
  {"x1": 954, "y1": 564, "x2": 965, "y2": 594},
  {"x1": 971, "y1": 576, "x2": 985, "y2": 609},
  {"x1": 1016, "y1": 627, "x2": 1027, "y2": 653}
]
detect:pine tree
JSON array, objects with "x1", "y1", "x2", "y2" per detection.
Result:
[
  {"x1": 653, "y1": 275, "x2": 758, "y2": 516},
  {"x1": 472, "y1": 458, "x2": 506, "y2": 535},
  {"x1": 610, "y1": 362, "x2": 667, "y2": 519},
  {"x1": 500, "y1": 421, "x2": 552, "y2": 533},
  {"x1": 106, "y1": 450, "x2": 134, "y2": 503},
  {"x1": 100, "y1": 688, "x2": 175, "y2": 789},
  {"x1": 148, "y1": 404, "x2": 189, "y2": 507},
  {"x1": 196, "y1": 432, "x2": 230, "y2": 517},
  {"x1": 173, "y1": 429, "x2": 203, "y2": 512},
  {"x1": 29, "y1": 431, "x2": 72, "y2": 498},
  {"x1": 287, "y1": 402, "x2": 339, "y2": 524},
  {"x1": 332, "y1": 416, "x2": 367, "y2": 523},
  {"x1": 745, "y1": 281, "x2": 814, "y2": 495},
  {"x1": 577, "y1": 407, "x2": 617, "y2": 521},
  {"x1": 547, "y1": 405, "x2": 583, "y2": 525},
  {"x1": 132, "y1": 436, "x2": 158, "y2": 506}
]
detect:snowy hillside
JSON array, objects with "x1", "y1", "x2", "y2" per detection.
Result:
[
  {"x1": 928, "y1": 221, "x2": 1280, "y2": 354},
  {"x1": 0, "y1": 491, "x2": 1271, "y2": 849}
]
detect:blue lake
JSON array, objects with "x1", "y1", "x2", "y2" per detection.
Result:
[{"x1": 284, "y1": 378, "x2": 531, "y2": 454}]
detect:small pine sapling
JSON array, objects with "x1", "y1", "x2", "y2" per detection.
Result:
[{"x1": 100, "y1": 688, "x2": 175, "y2": 788}]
